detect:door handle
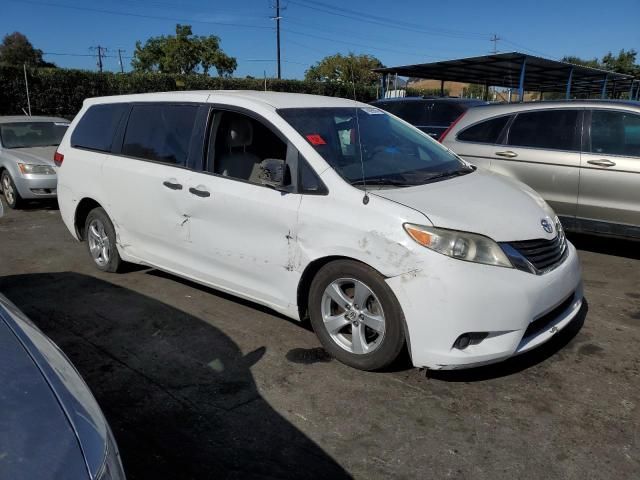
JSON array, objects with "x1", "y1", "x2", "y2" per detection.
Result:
[
  {"x1": 189, "y1": 187, "x2": 211, "y2": 198},
  {"x1": 495, "y1": 151, "x2": 518, "y2": 158},
  {"x1": 163, "y1": 180, "x2": 183, "y2": 190},
  {"x1": 587, "y1": 159, "x2": 616, "y2": 167}
]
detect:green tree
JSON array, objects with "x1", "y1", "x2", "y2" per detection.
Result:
[
  {"x1": 132, "y1": 24, "x2": 237, "y2": 76},
  {"x1": 305, "y1": 53, "x2": 383, "y2": 85},
  {"x1": 0, "y1": 32, "x2": 56, "y2": 67}
]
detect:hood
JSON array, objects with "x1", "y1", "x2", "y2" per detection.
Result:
[
  {"x1": 4, "y1": 146, "x2": 58, "y2": 166},
  {"x1": 0, "y1": 317, "x2": 89, "y2": 480},
  {"x1": 0, "y1": 295, "x2": 108, "y2": 479},
  {"x1": 372, "y1": 169, "x2": 557, "y2": 242}
]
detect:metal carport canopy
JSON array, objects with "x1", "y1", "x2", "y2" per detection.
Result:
[{"x1": 373, "y1": 52, "x2": 635, "y2": 97}]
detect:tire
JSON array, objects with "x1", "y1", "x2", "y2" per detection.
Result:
[
  {"x1": 308, "y1": 260, "x2": 406, "y2": 371},
  {"x1": 1, "y1": 171, "x2": 24, "y2": 209},
  {"x1": 84, "y1": 207, "x2": 123, "y2": 273}
]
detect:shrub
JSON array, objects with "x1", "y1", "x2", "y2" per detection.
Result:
[{"x1": 0, "y1": 66, "x2": 379, "y2": 118}]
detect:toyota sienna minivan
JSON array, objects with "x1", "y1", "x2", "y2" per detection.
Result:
[{"x1": 56, "y1": 91, "x2": 584, "y2": 371}]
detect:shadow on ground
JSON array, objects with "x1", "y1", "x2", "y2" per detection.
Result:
[
  {"x1": 429, "y1": 301, "x2": 588, "y2": 382},
  {"x1": 568, "y1": 232, "x2": 640, "y2": 260},
  {"x1": 0, "y1": 272, "x2": 351, "y2": 480}
]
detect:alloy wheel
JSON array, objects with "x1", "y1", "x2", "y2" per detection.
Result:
[{"x1": 320, "y1": 278, "x2": 386, "y2": 355}]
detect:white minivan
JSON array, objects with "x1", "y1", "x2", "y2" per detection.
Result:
[{"x1": 56, "y1": 91, "x2": 584, "y2": 371}]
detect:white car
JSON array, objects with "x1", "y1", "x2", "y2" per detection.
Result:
[{"x1": 56, "y1": 91, "x2": 584, "y2": 371}]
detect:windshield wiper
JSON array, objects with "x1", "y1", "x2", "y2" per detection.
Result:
[
  {"x1": 421, "y1": 167, "x2": 474, "y2": 182},
  {"x1": 350, "y1": 177, "x2": 413, "y2": 187}
]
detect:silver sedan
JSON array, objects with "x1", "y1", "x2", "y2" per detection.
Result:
[{"x1": 0, "y1": 116, "x2": 69, "y2": 208}]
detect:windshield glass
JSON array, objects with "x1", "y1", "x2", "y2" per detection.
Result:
[
  {"x1": 278, "y1": 107, "x2": 470, "y2": 187},
  {"x1": 0, "y1": 122, "x2": 69, "y2": 149}
]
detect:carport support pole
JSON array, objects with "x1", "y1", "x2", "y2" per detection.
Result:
[
  {"x1": 629, "y1": 80, "x2": 634, "y2": 100},
  {"x1": 518, "y1": 57, "x2": 527, "y2": 102},
  {"x1": 440, "y1": 80, "x2": 445, "y2": 97},
  {"x1": 601, "y1": 74, "x2": 608, "y2": 99},
  {"x1": 566, "y1": 67, "x2": 573, "y2": 100},
  {"x1": 380, "y1": 73, "x2": 387, "y2": 99}
]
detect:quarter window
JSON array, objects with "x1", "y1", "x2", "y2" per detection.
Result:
[
  {"x1": 122, "y1": 104, "x2": 198, "y2": 165},
  {"x1": 457, "y1": 115, "x2": 510, "y2": 144},
  {"x1": 507, "y1": 110, "x2": 579, "y2": 151},
  {"x1": 71, "y1": 104, "x2": 128, "y2": 152},
  {"x1": 590, "y1": 110, "x2": 640, "y2": 157}
]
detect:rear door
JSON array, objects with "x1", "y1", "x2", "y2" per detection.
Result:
[
  {"x1": 494, "y1": 109, "x2": 582, "y2": 220},
  {"x1": 577, "y1": 108, "x2": 640, "y2": 235},
  {"x1": 445, "y1": 113, "x2": 512, "y2": 171},
  {"x1": 101, "y1": 102, "x2": 205, "y2": 270}
]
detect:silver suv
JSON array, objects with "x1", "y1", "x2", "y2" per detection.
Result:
[{"x1": 441, "y1": 100, "x2": 640, "y2": 239}]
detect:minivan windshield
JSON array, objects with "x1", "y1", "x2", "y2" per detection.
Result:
[
  {"x1": 278, "y1": 107, "x2": 471, "y2": 187},
  {"x1": 0, "y1": 122, "x2": 69, "y2": 149}
]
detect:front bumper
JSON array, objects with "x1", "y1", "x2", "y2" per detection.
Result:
[
  {"x1": 386, "y1": 242, "x2": 583, "y2": 370},
  {"x1": 13, "y1": 172, "x2": 58, "y2": 199}
]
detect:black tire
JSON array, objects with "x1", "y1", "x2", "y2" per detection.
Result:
[
  {"x1": 308, "y1": 260, "x2": 406, "y2": 371},
  {"x1": 84, "y1": 207, "x2": 123, "y2": 273},
  {"x1": 1, "y1": 171, "x2": 24, "y2": 209}
]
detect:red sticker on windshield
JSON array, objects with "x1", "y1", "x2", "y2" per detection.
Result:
[{"x1": 306, "y1": 134, "x2": 326, "y2": 145}]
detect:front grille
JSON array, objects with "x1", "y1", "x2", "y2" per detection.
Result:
[
  {"x1": 502, "y1": 220, "x2": 568, "y2": 274},
  {"x1": 524, "y1": 292, "x2": 575, "y2": 339},
  {"x1": 509, "y1": 234, "x2": 567, "y2": 271}
]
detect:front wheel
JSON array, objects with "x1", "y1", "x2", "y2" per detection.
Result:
[
  {"x1": 84, "y1": 207, "x2": 123, "y2": 273},
  {"x1": 308, "y1": 260, "x2": 406, "y2": 371},
  {"x1": 1, "y1": 171, "x2": 23, "y2": 209}
]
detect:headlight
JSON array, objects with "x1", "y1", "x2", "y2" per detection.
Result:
[
  {"x1": 95, "y1": 426, "x2": 126, "y2": 480},
  {"x1": 18, "y1": 163, "x2": 56, "y2": 175},
  {"x1": 404, "y1": 223, "x2": 512, "y2": 268}
]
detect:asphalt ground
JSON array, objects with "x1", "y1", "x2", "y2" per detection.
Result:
[{"x1": 0, "y1": 198, "x2": 638, "y2": 480}]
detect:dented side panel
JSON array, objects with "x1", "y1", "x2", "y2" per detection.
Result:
[{"x1": 296, "y1": 177, "x2": 431, "y2": 279}]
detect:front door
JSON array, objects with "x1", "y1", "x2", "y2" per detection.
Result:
[{"x1": 181, "y1": 109, "x2": 302, "y2": 310}]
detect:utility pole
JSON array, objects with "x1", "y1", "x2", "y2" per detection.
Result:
[
  {"x1": 490, "y1": 34, "x2": 501, "y2": 54},
  {"x1": 117, "y1": 49, "x2": 125, "y2": 73},
  {"x1": 271, "y1": 0, "x2": 283, "y2": 79},
  {"x1": 92, "y1": 46, "x2": 105, "y2": 72}
]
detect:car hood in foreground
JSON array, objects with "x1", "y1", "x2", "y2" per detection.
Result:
[
  {"x1": 2, "y1": 146, "x2": 58, "y2": 166},
  {"x1": 372, "y1": 170, "x2": 557, "y2": 242},
  {"x1": 0, "y1": 295, "x2": 109, "y2": 480}
]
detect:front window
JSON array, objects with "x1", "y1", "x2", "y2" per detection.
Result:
[
  {"x1": 0, "y1": 122, "x2": 68, "y2": 149},
  {"x1": 278, "y1": 107, "x2": 470, "y2": 188}
]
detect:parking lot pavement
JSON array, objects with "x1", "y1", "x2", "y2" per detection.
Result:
[{"x1": 0, "y1": 200, "x2": 638, "y2": 480}]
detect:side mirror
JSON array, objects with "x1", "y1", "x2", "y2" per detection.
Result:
[{"x1": 258, "y1": 158, "x2": 286, "y2": 188}]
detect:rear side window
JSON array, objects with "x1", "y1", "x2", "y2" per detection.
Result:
[
  {"x1": 507, "y1": 110, "x2": 579, "y2": 151},
  {"x1": 375, "y1": 102, "x2": 427, "y2": 125},
  {"x1": 71, "y1": 104, "x2": 127, "y2": 152},
  {"x1": 590, "y1": 110, "x2": 640, "y2": 157},
  {"x1": 457, "y1": 115, "x2": 510, "y2": 144},
  {"x1": 122, "y1": 104, "x2": 198, "y2": 165}
]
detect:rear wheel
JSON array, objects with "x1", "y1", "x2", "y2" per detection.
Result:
[
  {"x1": 308, "y1": 260, "x2": 405, "y2": 371},
  {"x1": 1, "y1": 171, "x2": 23, "y2": 209},
  {"x1": 84, "y1": 207, "x2": 122, "y2": 273}
]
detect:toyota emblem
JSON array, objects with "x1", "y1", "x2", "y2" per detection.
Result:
[{"x1": 541, "y1": 219, "x2": 554, "y2": 234}]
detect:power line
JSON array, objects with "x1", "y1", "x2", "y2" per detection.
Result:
[
  {"x1": 287, "y1": 0, "x2": 489, "y2": 40},
  {"x1": 8, "y1": 0, "x2": 274, "y2": 30},
  {"x1": 282, "y1": 28, "x2": 448, "y2": 60}
]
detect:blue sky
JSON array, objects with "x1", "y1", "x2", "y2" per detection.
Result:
[{"x1": 2, "y1": 0, "x2": 638, "y2": 79}]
